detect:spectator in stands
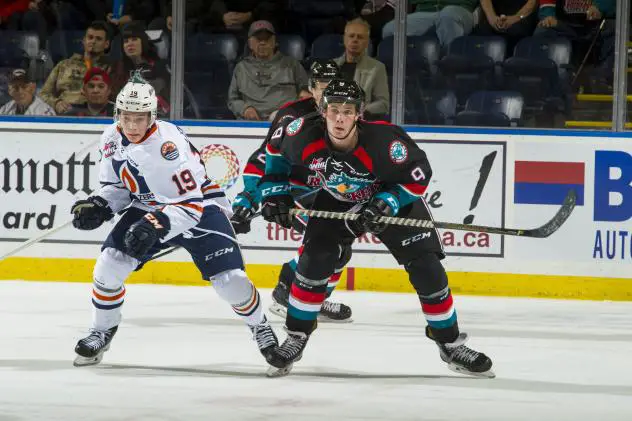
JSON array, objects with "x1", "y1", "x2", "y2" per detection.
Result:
[
  {"x1": 0, "y1": 68, "x2": 55, "y2": 116},
  {"x1": 228, "y1": 20, "x2": 309, "y2": 121},
  {"x1": 206, "y1": 0, "x2": 282, "y2": 37},
  {"x1": 535, "y1": 0, "x2": 615, "y2": 93},
  {"x1": 66, "y1": 67, "x2": 114, "y2": 116},
  {"x1": 150, "y1": 0, "x2": 217, "y2": 34},
  {"x1": 382, "y1": 0, "x2": 479, "y2": 48},
  {"x1": 105, "y1": 0, "x2": 157, "y2": 32},
  {"x1": 40, "y1": 20, "x2": 111, "y2": 115},
  {"x1": 476, "y1": 0, "x2": 537, "y2": 51},
  {"x1": 0, "y1": 0, "x2": 51, "y2": 45},
  {"x1": 360, "y1": 0, "x2": 397, "y2": 47},
  {"x1": 109, "y1": 21, "x2": 170, "y2": 114},
  {"x1": 335, "y1": 18, "x2": 390, "y2": 119}
]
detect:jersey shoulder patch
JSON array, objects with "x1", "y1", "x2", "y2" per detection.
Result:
[
  {"x1": 388, "y1": 139, "x2": 409, "y2": 164},
  {"x1": 286, "y1": 117, "x2": 305, "y2": 136}
]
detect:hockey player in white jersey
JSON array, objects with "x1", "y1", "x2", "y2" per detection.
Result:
[{"x1": 71, "y1": 74, "x2": 278, "y2": 367}]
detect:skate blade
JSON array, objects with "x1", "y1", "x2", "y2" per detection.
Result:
[
  {"x1": 266, "y1": 363, "x2": 294, "y2": 378},
  {"x1": 317, "y1": 314, "x2": 354, "y2": 324},
  {"x1": 73, "y1": 353, "x2": 105, "y2": 367},
  {"x1": 268, "y1": 302, "x2": 288, "y2": 319},
  {"x1": 447, "y1": 363, "x2": 495, "y2": 379}
]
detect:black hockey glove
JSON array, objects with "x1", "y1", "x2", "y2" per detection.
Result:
[
  {"x1": 261, "y1": 194, "x2": 294, "y2": 229},
  {"x1": 70, "y1": 196, "x2": 114, "y2": 230},
  {"x1": 230, "y1": 192, "x2": 258, "y2": 234},
  {"x1": 359, "y1": 196, "x2": 395, "y2": 234},
  {"x1": 123, "y1": 211, "x2": 171, "y2": 260}
]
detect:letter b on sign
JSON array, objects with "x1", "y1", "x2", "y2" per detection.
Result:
[{"x1": 594, "y1": 151, "x2": 632, "y2": 222}]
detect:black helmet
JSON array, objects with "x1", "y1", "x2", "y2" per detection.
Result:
[
  {"x1": 309, "y1": 59, "x2": 339, "y2": 88},
  {"x1": 320, "y1": 78, "x2": 365, "y2": 111}
]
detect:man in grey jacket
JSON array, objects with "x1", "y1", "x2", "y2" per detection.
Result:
[
  {"x1": 228, "y1": 20, "x2": 310, "y2": 120},
  {"x1": 0, "y1": 69, "x2": 55, "y2": 116},
  {"x1": 335, "y1": 18, "x2": 390, "y2": 119}
]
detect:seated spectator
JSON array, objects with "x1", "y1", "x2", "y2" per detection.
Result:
[
  {"x1": 335, "y1": 18, "x2": 390, "y2": 119},
  {"x1": 150, "y1": 0, "x2": 217, "y2": 34},
  {"x1": 40, "y1": 20, "x2": 111, "y2": 115},
  {"x1": 0, "y1": 0, "x2": 50, "y2": 45},
  {"x1": 382, "y1": 0, "x2": 479, "y2": 48},
  {"x1": 477, "y1": 0, "x2": 537, "y2": 51},
  {"x1": 66, "y1": 67, "x2": 114, "y2": 116},
  {"x1": 228, "y1": 20, "x2": 309, "y2": 121},
  {"x1": 207, "y1": 0, "x2": 281, "y2": 38},
  {"x1": 360, "y1": 1, "x2": 397, "y2": 47},
  {"x1": 109, "y1": 22, "x2": 171, "y2": 114},
  {"x1": 106, "y1": 0, "x2": 157, "y2": 33},
  {"x1": 535, "y1": 0, "x2": 615, "y2": 93},
  {"x1": 0, "y1": 68, "x2": 55, "y2": 115}
]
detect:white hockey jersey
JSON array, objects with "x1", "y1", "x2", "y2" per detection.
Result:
[{"x1": 98, "y1": 120, "x2": 232, "y2": 241}]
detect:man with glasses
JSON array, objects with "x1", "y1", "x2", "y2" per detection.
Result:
[{"x1": 228, "y1": 20, "x2": 309, "y2": 121}]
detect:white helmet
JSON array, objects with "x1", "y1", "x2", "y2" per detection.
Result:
[{"x1": 114, "y1": 72, "x2": 158, "y2": 126}]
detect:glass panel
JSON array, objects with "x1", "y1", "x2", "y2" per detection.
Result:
[{"x1": 396, "y1": 0, "x2": 625, "y2": 130}]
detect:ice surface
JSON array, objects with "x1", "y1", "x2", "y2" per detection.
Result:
[{"x1": 0, "y1": 281, "x2": 631, "y2": 421}]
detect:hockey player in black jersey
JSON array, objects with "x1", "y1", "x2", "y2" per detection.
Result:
[
  {"x1": 260, "y1": 79, "x2": 494, "y2": 378},
  {"x1": 230, "y1": 59, "x2": 353, "y2": 323}
]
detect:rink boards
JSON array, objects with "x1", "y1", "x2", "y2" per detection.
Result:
[{"x1": 0, "y1": 120, "x2": 630, "y2": 300}]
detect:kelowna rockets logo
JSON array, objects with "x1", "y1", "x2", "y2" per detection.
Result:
[{"x1": 321, "y1": 172, "x2": 379, "y2": 202}]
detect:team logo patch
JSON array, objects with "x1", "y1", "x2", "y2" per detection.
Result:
[
  {"x1": 388, "y1": 140, "x2": 408, "y2": 164},
  {"x1": 286, "y1": 117, "x2": 304, "y2": 136},
  {"x1": 161, "y1": 141, "x2": 179, "y2": 160},
  {"x1": 199, "y1": 144, "x2": 241, "y2": 189},
  {"x1": 103, "y1": 141, "x2": 117, "y2": 158}
]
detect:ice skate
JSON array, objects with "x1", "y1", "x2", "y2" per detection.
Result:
[
  {"x1": 427, "y1": 327, "x2": 494, "y2": 378},
  {"x1": 319, "y1": 299, "x2": 353, "y2": 323},
  {"x1": 73, "y1": 326, "x2": 118, "y2": 367},
  {"x1": 269, "y1": 280, "x2": 290, "y2": 319},
  {"x1": 265, "y1": 329, "x2": 309, "y2": 378},
  {"x1": 249, "y1": 316, "x2": 278, "y2": 359}
]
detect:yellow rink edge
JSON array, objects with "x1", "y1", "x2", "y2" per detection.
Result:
[{"x1": 1, "y1": 257, "x2": 630, "y2": 301}]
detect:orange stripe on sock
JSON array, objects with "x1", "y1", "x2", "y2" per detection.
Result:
[{"x1": 93, "y1": 288, "x2": 125, "y2": 302}]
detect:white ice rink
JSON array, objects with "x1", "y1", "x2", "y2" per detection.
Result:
[{"x1": 0, "y1": 281, "x2": 631, "y2": 421}]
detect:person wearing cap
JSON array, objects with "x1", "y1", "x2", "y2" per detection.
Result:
[
  {"x1": 66, "y1": 67, "x2": 114, "y2": 117},
  {"x1": 228, "y1": 20, "x2": 309, "y2": 121},
  {"x1": 40, "y1": 20, "x2": 111, "y2": 115},
  {"x1": 0, "y1": 69, "x2": 55, "y2": 116},
  {"x1": 109, "y1": 21, "x2": 171, "y2": 115}
]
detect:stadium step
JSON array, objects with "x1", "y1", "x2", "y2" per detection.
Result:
[{"x1": 564, "y1": 120, "x2": 632, "y2": 129}]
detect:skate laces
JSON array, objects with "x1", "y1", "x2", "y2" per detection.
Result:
[
  {"x1": 277, "y1": 330, "x2": 307, "y2": 359},
  {"x1": 251, "y1": 321, "x2": 277, "y2": 350},
  {"x1": 449, "y1": 345, "x2": 480, "y2": 364},
  {"x1": 321, "y1": 300, "x2": 341, "y2": 314},
  {"x1": 81, "y1": 329, "x2": 108, "y2": 350}
]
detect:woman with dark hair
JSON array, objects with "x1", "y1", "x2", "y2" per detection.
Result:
[{"x1": 110, "y1": 22, "x2": 171, "y2": 115}]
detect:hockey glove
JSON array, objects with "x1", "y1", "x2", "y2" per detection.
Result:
[
  {"x1": 123, "y1": 211, "x2": 171, "y2": 260},
  {"x1": 261, "y1": 194, "x2": 294, "y2": 229},
  {"x1": 70, "y1": 196, "x2": 114, "y2": 230},
  {"x1": 359, "y1": 196, "x2": 394, "y2": 234},
  {"x1": 231, "y1": 192, "x2": 258, "y2": 234}
]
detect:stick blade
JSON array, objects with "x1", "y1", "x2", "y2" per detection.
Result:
[{"x1": 524, "y1": 189, "x2": 577, "y2": 238}]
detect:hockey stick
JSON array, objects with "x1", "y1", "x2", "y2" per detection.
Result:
[
  {"x1": 146, "y1": 187, "x2": 323, "y2": 263},
  {"x1": 0, "y1": 220, "x2": 74, "y2": 261},
  {"x1": 289, "y1": 189, "x2": 577, "y2": 239},
  {"x1": 571, "y1": 19, "x2": 606, "y2": 87}
]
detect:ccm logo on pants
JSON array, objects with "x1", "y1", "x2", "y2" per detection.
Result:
[
  {"x1": 205, "y1": 247, "x2": 234, "y2": 261},
  {"x1": 401, "y1": 232, "x2": 431, "y2": 246}
]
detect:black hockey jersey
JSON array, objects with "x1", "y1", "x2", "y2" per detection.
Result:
[
  {"x1": 240, "y1": 97, "x2": 320, "y2": 205},
  {"x1": 263, "y1": 115, "x2": 432, "y2": 215}
]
